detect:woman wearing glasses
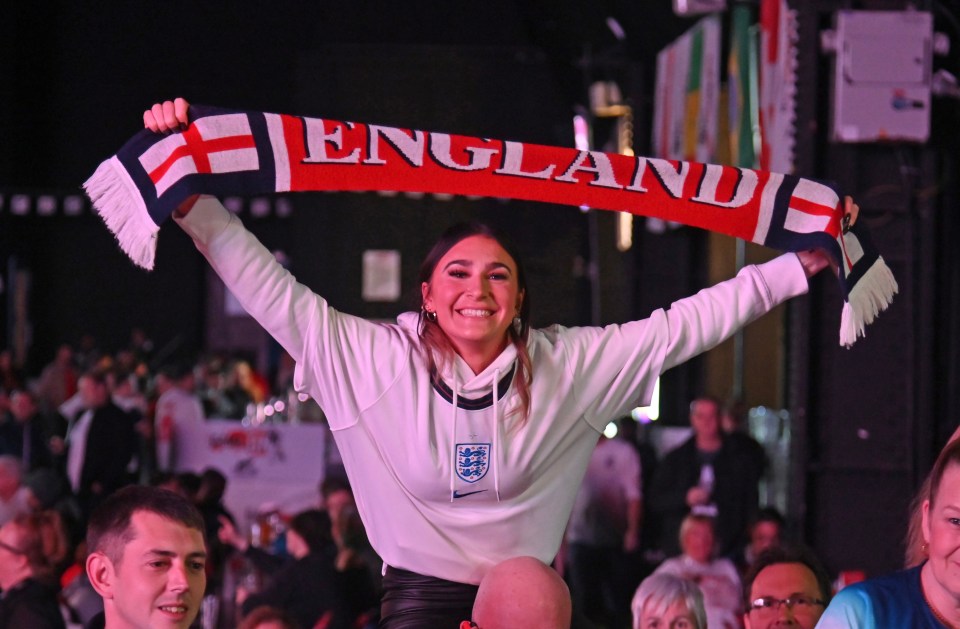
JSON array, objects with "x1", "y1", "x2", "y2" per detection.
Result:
[{"x1": 818, "y1": 438, "x2": 960, "y2": 628}]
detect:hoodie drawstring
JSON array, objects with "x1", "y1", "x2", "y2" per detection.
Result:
[
  {"x1": 449, "y1": 370, "x2": 459, "y2": 503},
  {"x1": 492, "y1": 367, "x2": 502, "y2": 502}
]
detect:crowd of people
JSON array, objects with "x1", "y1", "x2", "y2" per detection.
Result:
[
  {"x1": 0, "y1": 340, "x2": 384, "y2": 628},
  {"x1": 2, "y1": 334, "x2": 939, "y2": 629}
]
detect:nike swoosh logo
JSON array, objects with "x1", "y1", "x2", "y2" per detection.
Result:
[{"x1": 453, "y1": 489, "x2": 489, "y2": 499}]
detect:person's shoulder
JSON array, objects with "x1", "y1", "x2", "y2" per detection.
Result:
[
  {"x1": 854, "y1": 566, "x2": 922, "y2": 596},
  {"x1": 817, "y1": 581, "x2": 875, "y2": 629},
  {"x1": 662, "y1": 436, "x2": 697, "y2": 459}
]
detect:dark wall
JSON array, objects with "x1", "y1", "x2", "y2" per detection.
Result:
[
  {"x1": 0, "y1": 2, "x2": 612, "y2": 375},
  {"x1": 792, "y1": 0, "x2": 960, "y2": 577}
]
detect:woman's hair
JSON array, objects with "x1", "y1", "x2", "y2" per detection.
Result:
[
  {"x1": 6, "y1": 510, "x2": 69, "y2": 578},
  {"x1": 928, "y1": 437, "x2": 960, "y2": 507},
  {"x1": 631, "y1": 573, "x2": 706, "y2": 629},
  {"x1": 288, "y1": 509, "x2": 333, "y2": 554},
  {"x1": 417, "y1": 221, "x2": 533, "y2": 423},
  {"x1": 904, "y1": 474, "x2": 931, "y2": 567},
  {"x1": 905, "y1": 435, "x2": 960, "y2": 567}
]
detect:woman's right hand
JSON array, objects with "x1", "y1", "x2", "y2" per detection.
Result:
[
  {"x1": 143, "y1": 98, "x2": 199, "y2": 215},
  {"x1": 143, "y1": 97, "x2": 190, "y2": 133}
]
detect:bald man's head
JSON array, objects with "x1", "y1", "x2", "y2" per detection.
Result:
[{"x1": 468, "y1": 556, "x2": 571, "y2": 629}]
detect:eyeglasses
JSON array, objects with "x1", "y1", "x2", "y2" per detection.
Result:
[
  {"x1": 0, "y1": 538, "x2": 26, "y2": 555},
  {"x1": 749, "y1": 595, "x2": 826, "y2": 614}
]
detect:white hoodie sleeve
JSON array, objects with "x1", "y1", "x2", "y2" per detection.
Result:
[
  {"x1": 660, "y1": 252, "x2": 809, "y2": 371},
  {"x1": 559, "y1": 253, "x2": 808, "y2": 430},
  {"x1": 174, "y1": 196, "x2": 320, "y2": 360},
  {"x1": 174, "y1": 196, "x2": 407, "y2": 426}
]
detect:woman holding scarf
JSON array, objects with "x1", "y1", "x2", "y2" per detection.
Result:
[{"x1": 144, "y1": 98, "x2": 842, "y2": 628}]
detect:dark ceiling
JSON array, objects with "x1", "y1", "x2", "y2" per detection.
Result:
[{"x1": 0, "y1": 1, "x2": 697, "y2": 189}]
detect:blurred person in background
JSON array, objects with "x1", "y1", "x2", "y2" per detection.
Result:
[
  {"x1": 733, "y1": 506, "x2": 785, "y2": 580},
  {"x1": 0, "y1": 454, "x2": 32, "y2": 525},
  {"x1": 0, "y1": 510, "x2": 69, "y2": 628},
  {"x1": 0, "y1": 349, "x2": 24, "y2": 392},
  {"x1": 239, "y1": 605, "x2": 301, "y2": 629},
  {"x1": 153, "y1": 363, "x2": 205, "y2": 473},
  {"x1": 649, "y1": 396, "x2": 762, "y2": 558},
  {"x1": 193, "y1": 467, "x2": 236, "y2": 592},
  {"x1": 37, "y1": 344, "x2": 78, "y2": 416},
  {"x1": 653, "y1": 514, "x2": 742, "y2": 629},
  {"x1": 631, "y1": 572, "x2": 706, "y2": 629},
  {"x1": 565, "y1": 429, "x2": 642, "y2": 628},
  {"x1": 220, "y1": 508, "x2": 371, "y2": 629},
  {"x1": 0, "y1": 389, "x2": 60, "y2": 472},
  {"x1": 63, "y1": 370, "x2": 138, "y2": 522}
]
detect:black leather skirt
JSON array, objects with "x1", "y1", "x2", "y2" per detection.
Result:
[{"x1": 379, "y1": 566, "x2": 479, "y2": 628}]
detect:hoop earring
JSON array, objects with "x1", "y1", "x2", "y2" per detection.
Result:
[
  {"x1": 423, "y1": 308, "x2": 438, "y2": 323},
  {"x1": 513, "y1": 316, "x2": 522, "y2": 334}
]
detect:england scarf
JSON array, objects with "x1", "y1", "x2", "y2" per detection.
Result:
[{"x1": 84, "y1": 104, "x2": 897, "y2": 347}]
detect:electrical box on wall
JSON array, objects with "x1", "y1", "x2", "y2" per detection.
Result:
[
  {"x1": 823, "y1": 10, "x2": 933, "y2": 143},
  {"x1": 672, "y1": 0, "x2": 726, "y2": 16}
]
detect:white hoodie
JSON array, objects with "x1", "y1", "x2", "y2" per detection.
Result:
[{"x1": 177, "y1": 197, "x2": 808, "y2": 585}]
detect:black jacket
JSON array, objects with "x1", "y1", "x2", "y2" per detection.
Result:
[
  {"x1": 0, "y1": 577, "x2": 66, "y2": 629},
  {"x1": 647, "y1": 434, "x2": 762, "y2": 557}
]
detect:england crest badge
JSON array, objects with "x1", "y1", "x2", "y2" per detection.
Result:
[{"x1": 456, "y1": 443, "x2": 490, "y2": 483}]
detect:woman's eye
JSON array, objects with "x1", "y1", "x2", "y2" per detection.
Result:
[
  {"x1": 949, "y1": 517, "x2": 960, "y2": 526},
  {"x1": 448, "y1": 270, "x2": 467, "y2": 278},
  {"x1": 489, "y1": 272, "x2": 508, "y2": 281}
]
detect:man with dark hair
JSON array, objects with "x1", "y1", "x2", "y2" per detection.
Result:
[
  {"x1": 742, "y1": 545, "x2": 832, "y2": 629},
  {"x1": 648, "y1": 395, "x2": 763, "y2": 556},
  {"x1": 66, "y1": 370, "x2": 138, "y2": 520},
  {"x1": 85, "y1": 485, "x2": 207, "y2": 629},
  {"x1": 734, "y1": 506, "x2": 786, "y2": 578},
  {"x1": 0, "y1": 389, "x2": 62, "y2": 471}
]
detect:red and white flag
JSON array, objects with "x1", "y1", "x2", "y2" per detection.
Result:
[{"x1": 138, "y1": 113, "x2": 259, "y2": 196}]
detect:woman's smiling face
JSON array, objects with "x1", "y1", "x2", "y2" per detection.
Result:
[
  {"x1": 924, "y1": 462, "x2": 960, "y2": 603},
  {"x1": 421, "y1": 235, "x2": 523, "y2": 371}
]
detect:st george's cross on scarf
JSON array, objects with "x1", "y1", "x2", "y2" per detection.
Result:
[{"x1": 84, "y1": 104, "x2": 897, "y2": 347}]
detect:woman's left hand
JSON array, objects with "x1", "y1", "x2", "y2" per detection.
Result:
[
  {"x1": 796, "y1": 195, "x2": 859, "y2": 278},
  {"x1": 143, "y1": 97, "x2": 190, "y2": 134},
  {"x1": 797, "y1": 249, "x2": 831, "y2": 278},
  {"x1": 843, "y1": 195, "x2": 859, "y2": 231}
]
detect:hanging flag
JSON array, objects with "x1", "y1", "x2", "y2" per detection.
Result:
[
  {"x1": 759, "y1": 0, "x2": 799, "y2": 173},
  {"x1": 728, "y1": 4, "x2": 760, "y2": 169},
  {"x1": 654, "y1": 15, "x2": 721, "y2": 163}
]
